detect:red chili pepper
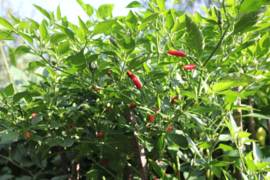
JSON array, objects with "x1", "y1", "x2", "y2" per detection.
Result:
[
  {"x1": 25, "y1": 132, "x2": 30, "y2": 138},
  {"x1": 167, "y1": 126, "x2": 172, "y2": 132},
  {"x1": 127, "y1": 70, "x2": 133, "y2": 78},
  {"x1": 148, "y1": 115, "x2": 154, "y2": 122},
  {"x1": 175, "y1": 172, "x2": 178, "y2": 176},
  {"x1": 95, "y1": 89, "x2": 99, "y2": 92},
  {"x1": 106, "y1": 108, "x2": 110, "y2": 112},
  {"x1": 183, "y1": 64, "x2": 196, "y2": 70},
  {"x1": 110, "y1": 82, "x2": 113, "y2": 85},
  {"x1": 154, "y1": 178, "x2": 159, "y2": 180},
  {"x1": 97, "y1": 132, "x2": 103, "y2": 138},
  {"x1": 69, "y1": 124, "x2": 73, "y2": 129},
  {"x1": 165, "y1": 172, "x2": 167, "y2": 176},
  {"x1": 154, "y1": 158, "x2": 157, "y2": 162},
  {"x1": 101, "y1": 160, "x2": 108, "y2": 165},
  {"x1": 32, "y1": 113, "x2": 37, "y2": 118},
  {"x1": 156, "y1": 108, "x2": 160, "y2": 111},
  {"x1": 167, "y1": 51, "x2": 185, "y2": 57},
  {"x1": 92, "y1": 86, "x2": 96, "y2": 90},
  {"x1": 107, "y1": 71, "x2": 112, "y2": 77},
  {"x1": 171, "y1": 96, "x2": 178, "y2": 104},
  {"x1": 129, "y1": 104, "x2": 137, "y2": 109},
  {"x1": 131, "y1": 74, "x2": 142, "y2": 89}
]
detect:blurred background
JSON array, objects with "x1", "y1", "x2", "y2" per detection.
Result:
[{"x1": 0, "y1": 0, "x2": 211, "y2": 91}]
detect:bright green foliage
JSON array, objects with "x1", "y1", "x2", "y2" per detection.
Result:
[{"x1": 0, "y1": 0, "x2": 270, "y2": 179}]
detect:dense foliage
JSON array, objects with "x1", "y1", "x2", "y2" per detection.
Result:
[{"x1": 0, "y1": 0, "x2": 270, "y2": 179}]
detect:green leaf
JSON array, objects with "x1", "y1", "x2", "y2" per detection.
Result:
[
  {"x1": 186, "y1": 136, "x2": 203, "y2": 159},
  {"x1": 185, "y1": 14, "x2": 204, "y2": 58},
  {"x1": 97, "y1": 4, "x2": 114, "y2": 19},
  {"x1": 108, "y1": 150, "x2": 122, "y2": 172},
  {"x1": 245, "y1": 151, "x2": 257, "y2": 171},
  {"x1": 193, "y1": 107, "x2": 219, "y2": 114},
  {"x1": 18, "y1": 21, "x2": 29, "y2": 29},
  {"x1": 165, "y1": 10, "x2": 174, "y2": 30},
  {"x1": 149, "y1": 160, "x2": 168, "y2": 180},
  {"x1": 167, "y1": 130, "x2": 188, "y2": 149},
  {"x1": 8, "y1": 46, "x2": 16, "y2": 67},
  {"x1": 0, "y1": 17, "x2": 13, "y2": 30},
  {"x1": 71, "y1": 50, "x2": 86, "y2": 70},
  {"x1": 9, "y1": 13, "x2": 20, "y2": 24},
  {"x1": 237, "y1": 131, "x2": 251, "y2": 139},
  {"x1": 216, "y1": 90, "x2": 247, "y2": 99},
  {"x1": 58, "y1": 41, "x2": 69, "y2": 54},
  {"x1": 46, "y1": 65, "x2": 56, "y2": 77},
  {"x1": 93, "y1": 20, "x2": 116, "y2": 35},
  {"x1": 4, "y1": 83, "x2": 14, "y2": 97},
  {"x1": 39, "y1": 20, "x2": 48, "y2": 41},
  {"x1": 13, "y1": 91, "x2": 27, "y2": 103},
  {"x1": 0, "y1": 107, "x2": 8, "y2": 114},
  {"x1": 126, "y1": 10, "x2": 138, "y2": 31},
  {"x1": 210, "y1": 160, "x2": 234, "y2": 167},
  {"x1": 184, "y1": 112, "x2": 205, "y2": 126},
  {"x1": 233, "y1": 7, "x2": 267, "y2": 34},
  {"x1": 156, "y1": 0, "x2": 165, "y2": 12},
  {"x1": 18, "y1": 32, "x2": 33, "y2": 45},
  {"x1": 213, "y1": 73, "x2": 261, "y2": 92},
  {"x1": 34, "y1": 5, "x2": 51, "y2": 20},
  {"x1": 57, "y1": 5, "x2": 61, "y2": 20},
  {"x1": 50, "y1": 32, "x2": 67, "y2": 43},
  {"x1": 27, "y1": 18, "x2": 39, "y2": 29},
  {"x1": 123, "y1": 37, "x2": 135, "y2": 54},
  {"x1": 55, "y1": 136, "x2": 74, "y2": 147},
  {"x1": 0, "y1": 29, "x2": 15, "y2": 40},
  {"x1": 252, "y1": 142, "x2": 263, "y2": 162},
  {"x1": 239, "y1": 0, "x2": 264, "y2": 14},
  {"x1": 77, "y1": 0, "x2": 94, "y2": 17},
  {"x1": 0, "y1": 90, "x2": 5, "y2": 98},
  {"x1": 240, "y1": 113, "x2": 269, "y2": 119},
  {"x1": 126, "y1": 1, "x2": 143, "y2": 8},
  {"x1": 138, "y1": 13, "x2": 159, "y2": 30},
  {"x1": 128, "y1": 54, "x2": 152, "y2": 70},
  {"x1": 15, "y1": 45, "x2": 31, "y2": 54},
  {"x1": 30, "y1": 151, "x2": 43, "y2": 168},
  {"x1": 215, "y1": 143, "x2": 235, "y2": 151},
  {"x1": 1, "y1": 131, "x2": 19, "y2": 142},
  {"x1": 54, "y1": 24, "x2": 75, "y2": 41},
  {"x1": 78, "y1": 16, "x2": 88, "y2": 35},
  {"x1": 181, "y1": 91, "x2": 195, "y2": 99}
]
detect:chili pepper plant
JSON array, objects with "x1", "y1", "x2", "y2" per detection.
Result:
[{"x1": 0, "y1": 0, "x2": 270, "y2": 179}]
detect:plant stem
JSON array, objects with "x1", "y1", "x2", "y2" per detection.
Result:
[
  {"x1": 0, "y1": 43, "x2": 17, "y2": 93},
  {"x1": 203, "y1": 24, "x2": 230, "y2": 67},
  {"x1": 91, "y1": 158, "x2": 118, "y2": 179},
  {"x1": 0, "y1": 154, "x2": 34, "y2": 177}
]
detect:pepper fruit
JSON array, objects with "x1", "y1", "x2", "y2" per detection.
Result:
[
  {"x1": 97, "y1": 132, "x2": 103, "y2": 138},
  {"x1": 25, "y1": 132, "x2": 30, "y2": 138},
  {"x1": 148, "y1": 115, "x2": 154, "y2": 122},
  {"x1": 167, "y1": 51, "x2": 185, "y2": 57},
  {"x1": 67, "y1": 124, "x2": 73, "y2": 130},
  {"x1": 127, "y1": 70, "x2": 133, "y2": 78},
  {"x1": 32, "y1": 113, "x2": 37, "y2": 118},
  {"x1": 101, "y1": 160, "x2": 108, "y2": 165},
  {"x1": 256, "y1": 127, "x2": 266, "y2": 146},
  {"x1": 167, "y1": 126, "x2": 172, "y2": 132},
  {"x1": 171, "y1": 96, "x2": 178, "y2": 104},
  {"x1": 129, "y1": 104, "x2": 137, "y2": 109},
  {"x1": 183, "y1": 64, "x2": 196, "y2": 70},
  {"x1": 131, "y1": 74, "x2": 142, "y2": 89},
  {"x1": 107, "y1": 71, "x2": 112, "y2": 77}
]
